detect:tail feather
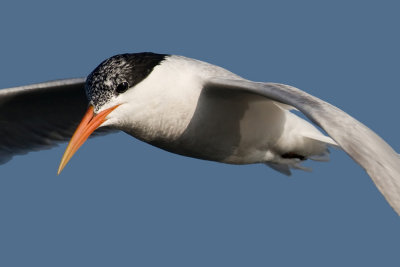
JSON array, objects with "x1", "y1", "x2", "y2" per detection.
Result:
[
  {"x1": 308, "y1": 151, "x2": 330, "y2": 162},
  {"x1": 266, "y1": 110, "x2": 340, "y2": 175},
  {"x1": 266, "y1": 160, "x2": 312, "y2": 175},
  {"x1": 265, "y1": 162, "x2": 292, "y2": 176},
  {"x1": 303, "y1": 133, "x2": 339, "y2": 148},
  {"x1": 266, "y1": 133, "x2": 335, "y2": 175}
]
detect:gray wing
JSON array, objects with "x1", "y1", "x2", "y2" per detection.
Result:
[
  {"x1": 207, "y1": 77, "x2": 400, "y2": 216},
  {"x1": 0, "y1": 78, "x2": 113, "y2": 164}
]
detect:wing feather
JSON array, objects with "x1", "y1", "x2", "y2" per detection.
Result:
[
  {"x1": 207, "y1": 78, "x2": 400, "y2": 215},
  {"x1": 0, "y1": 78, "x2": 113, "y2": 164}
]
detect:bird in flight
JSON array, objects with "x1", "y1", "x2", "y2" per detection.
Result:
[{"x1": 1, "y1": 52, "x2": 399, "y2": 215}]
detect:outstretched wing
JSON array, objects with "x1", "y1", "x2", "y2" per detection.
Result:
[
  {"x1": 206, "y1": 77, "x2": 400, "y2": 216},
  {"x1": 0, "y1": 78, "x2": 113, "y2": 164}
]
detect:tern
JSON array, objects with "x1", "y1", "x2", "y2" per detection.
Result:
[{"x1": 1, "y1": 52, "x2": 399, "y2": 215}]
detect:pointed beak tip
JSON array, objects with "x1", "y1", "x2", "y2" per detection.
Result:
[
  {"x1": 57, "y1": 104, "x2": 120, "y2": 174},
  {"x1": 57, "y1": 166, "x2": 63, "y2": 175}
]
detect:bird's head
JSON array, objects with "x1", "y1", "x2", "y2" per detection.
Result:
[{"x1": 58, "y1": 52, "x2": 166, "y2": 174}]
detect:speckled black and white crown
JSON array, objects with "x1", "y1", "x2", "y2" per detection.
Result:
[{"x1": 85, "y1": 52, "x2": 167, "y2": 111}]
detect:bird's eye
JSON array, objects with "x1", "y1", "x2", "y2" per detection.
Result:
[{"x1": 116, "y1": 81, "x2": 129, "y2": 94}]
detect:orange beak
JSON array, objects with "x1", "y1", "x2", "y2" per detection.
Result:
[{"x1": 57, "y1": 105, "x2": 119, "y2": 175}]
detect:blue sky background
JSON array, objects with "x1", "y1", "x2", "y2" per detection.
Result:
[{"x1": 0, "y1": 1, "x2": 399, "y2": 266}]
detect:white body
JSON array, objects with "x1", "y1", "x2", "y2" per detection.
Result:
[
  {"x1": 102, "y1": 56, "x2": 335, "y2": 171},
  {"x1": 2, "y1": 53, "x2": 399, "y2": 214}
]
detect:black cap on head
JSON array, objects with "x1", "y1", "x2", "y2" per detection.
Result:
[{"x1": 85, "y1": 52, "x2": 167, "y2": 111}]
